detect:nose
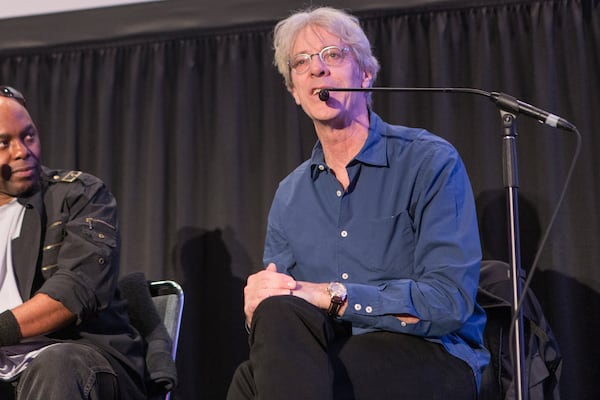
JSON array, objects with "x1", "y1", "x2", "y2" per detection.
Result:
[
  {"x1": 12, "y1": 139, "x2": 31, "y2": 159},
  {"x1": 309, "y1": 55, "x2": 327, "y2": 76}
]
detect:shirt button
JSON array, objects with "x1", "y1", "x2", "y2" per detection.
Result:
[
  {"x1": 354, "y1": 304, "x2": 362, "y2": 311},
  {"x1": 365, "y1": 306, "x2": 373, "y2": 313},
  {"x1": 401, "y1": 321, "x2": 407, "y2": 327},
  {"x1": 318, "y1": 164, "x2": 325, "y2": 171},
  {"x1": 340, "y1": 230, "x2": 348, "y2": 238},
  {"x1": 336, "y1": 190, "x2": 342, "y2": 197},
  {"x1": 341, "y1": 273, "x2": 349, "y2": 280}
]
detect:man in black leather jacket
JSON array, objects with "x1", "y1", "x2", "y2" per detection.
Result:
[{"x1": 0, "y1": 86, "x2": 145, "y2": 399}]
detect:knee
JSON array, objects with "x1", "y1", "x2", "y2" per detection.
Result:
[
  {"x1": 255, "y1": 294, "x2": 296, "y2": 317},
  {"x1": 26, "y1": 344, "x2": 72, "y2": 376},
  {"x1": 254, "y1": 295, "x2": 317, "y2": 325},
  {"x1": 20, "y1": 343, "x2": 116, "y2": 386},
  {"x1": 252, "y1": 295, "x2": 330, "y2": 337},
  {"x1": 17, "y1": 343, "x2": 118, "y2": 399}
]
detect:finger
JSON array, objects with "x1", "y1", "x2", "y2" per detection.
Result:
[
  {"x1": 261, "y1": 263, "x2": 296, "y2": 289},
  {"x1": 266, "y1": 263, "x2": 277, "y2": 272}
]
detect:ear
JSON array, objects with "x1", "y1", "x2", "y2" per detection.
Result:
[{"x1": 360, "y1": 70, "x2": 373, "y2": 89}]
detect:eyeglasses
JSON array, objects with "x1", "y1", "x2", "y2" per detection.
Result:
[
  {"x1": 289, "y1": 46, "x2": 350, "y2": 74},
  {"x1": 0, "y1": 85, "x2": 26, "y2": 107}
]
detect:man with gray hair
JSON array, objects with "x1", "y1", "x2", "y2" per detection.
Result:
[{"x1": 228, "y1": 6, "x2": 489, "y2": 400}]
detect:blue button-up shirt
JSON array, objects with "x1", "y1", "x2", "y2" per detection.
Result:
[{"x1": 264, "y1": 111, "x2": 489, "y2": 386}]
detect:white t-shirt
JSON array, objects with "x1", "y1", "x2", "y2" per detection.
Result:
[
  {"x1": 0, "y1": 199, "x2": 58, "y2": 380},
  {"x1": 0, "y1": 198, "x2": 26, "y2": 311}
]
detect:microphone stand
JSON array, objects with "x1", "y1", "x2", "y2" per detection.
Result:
[{"x1": 499, "y1": 109, "x2": 528, "y2": 400}]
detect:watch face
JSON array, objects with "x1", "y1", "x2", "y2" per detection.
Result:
[{"x1": 328, "y1": 282, "x2": 347, "y2": 298}]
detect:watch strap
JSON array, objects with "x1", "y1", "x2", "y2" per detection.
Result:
[
  {"x1": 327, "y1": 298, "x2": 344, "y2": 317},
  {"x1": 327, "y1": 282, "x2": 347, "y2": 317}
]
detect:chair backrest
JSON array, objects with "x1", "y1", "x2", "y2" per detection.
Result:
[
  {"x1": 149, "y1": 280, "x2": 185, "y2": 360},
  {"x1": 119, "y1": 273, "x2": 184, "y2": 400}
]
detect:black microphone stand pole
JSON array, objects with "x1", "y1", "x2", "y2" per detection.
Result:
[{"x1": 498, "y1": 108, "x2": 528, "y2": 400}]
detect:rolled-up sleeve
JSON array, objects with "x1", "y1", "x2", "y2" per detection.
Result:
[{"x1": 38, "y1": 176, "x2": 120, "y2": 325}]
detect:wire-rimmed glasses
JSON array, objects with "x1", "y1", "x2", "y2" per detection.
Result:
[{"x1": 289, "y1": 45, "x2": 350, "y2": 74}]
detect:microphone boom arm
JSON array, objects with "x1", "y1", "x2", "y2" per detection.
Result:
[
  {"x1": 319, "y1": 86, "x2": 491, "y2": 100},
  {"x1": 319, "y1": 87, "x2": 575, "y2": 131}
]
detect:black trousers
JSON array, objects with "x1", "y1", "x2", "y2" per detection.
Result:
[{"x1": 227, "y1": 295, "x2": 477, "y2": 400}]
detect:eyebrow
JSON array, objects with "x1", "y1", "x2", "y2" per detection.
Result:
[
  {"x1": 293, "y1": 44, "x2": 341, "y2": 56},
  {"x1": 0, "y1": 124, "x2": 37, "y2": 139}
]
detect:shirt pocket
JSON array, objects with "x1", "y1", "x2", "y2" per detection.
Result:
[
  {"x1": 80, "y1": 217, "x2": 118, "y2": 249},
  {"x1": 349, "y1": 210, "x2": 415, "y2": 274}
]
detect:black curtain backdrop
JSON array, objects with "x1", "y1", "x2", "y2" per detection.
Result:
[{"x1": 1, "y1": 0, "x2": 598, "y2": 398}]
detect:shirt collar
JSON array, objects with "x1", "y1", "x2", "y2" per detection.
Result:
[
  {"x1": 310, "y1": 111, "x2": 388, "y2": 180},
  {"x1": 16, "y1": 166, "x2": 48, "y2": 212}
]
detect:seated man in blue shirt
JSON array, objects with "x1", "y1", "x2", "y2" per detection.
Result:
[{"x1": 227, "y1": 6, "x2": 489, "y2": 400}]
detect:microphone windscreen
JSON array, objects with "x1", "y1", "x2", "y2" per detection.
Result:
[
  {"x1": 1, "y1": 164, "x2": 11, "y2": 180},
  {"x1": 119, "y1": 272, "x2": 161, "y2": 335},
  {"x1": 318, "y1": 89, "x2": 330, "y2": 101}
]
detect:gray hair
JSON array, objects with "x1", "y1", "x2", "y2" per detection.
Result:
[{"x1": 273, "y1": 7, "x2": 380, "y2": 93}]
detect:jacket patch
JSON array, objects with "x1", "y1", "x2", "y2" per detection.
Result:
[{"x1": 53, "y1": 170, "x2": 82, "y2": 182}]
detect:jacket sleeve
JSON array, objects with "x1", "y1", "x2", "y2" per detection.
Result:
[{"x1": 37, "y1": 172, "x2": 120, "y2": 325}]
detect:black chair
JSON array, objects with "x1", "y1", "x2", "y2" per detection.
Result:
[
  {"x1": 149, "y1": 280, "x2": 185, "y2": 369},
  {"x1": 119, "y1": 273, "x2": 184, "y2": 400},
  {"x1": 477, "y1": 260, "x2": 562, "y2": 400}
]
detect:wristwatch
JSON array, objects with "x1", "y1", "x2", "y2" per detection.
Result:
[{"x1": 327, "y1": 282, "x2": 347, "y2": 317}]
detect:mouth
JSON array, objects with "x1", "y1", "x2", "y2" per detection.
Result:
[{"x1": 7, "y1": 165, "x2": 36, "y2": 179}]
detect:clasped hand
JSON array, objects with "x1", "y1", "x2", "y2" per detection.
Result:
[{"x1": 244, "y1": 263, "x2": 329, "y2": 327}]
